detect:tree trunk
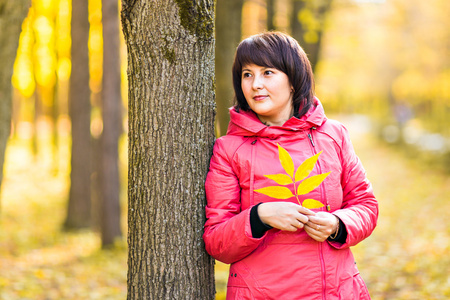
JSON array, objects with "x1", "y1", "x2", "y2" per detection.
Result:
[
  {"x1": 99, "y1": 0, "x2": 122, "y2": 247},
  {"x1": 121, "y1": 0, "x2": 216, "y2": 299},
  {"x1": 0, "y1": 1, "x2": 30, "y2": 204},
  {"x1": 267, "y1": 0, "x2": 275, "y2": 31},
  {"x1": 51, "y1": 1, "x2": 60, "y2": 173},
  {"x1": 291, "y1": 0, "x2": 332, "y2": 73},
  {"x1": 215, "y1": 0, "x2": 244, "y2": 136},
  {"x1": 64, "y1": 0, "x2": 91, "y2": 229}
]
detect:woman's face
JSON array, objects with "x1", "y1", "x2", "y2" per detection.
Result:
[{"x1": 241, "y1": 64, "x2": 294, "y2": 126}]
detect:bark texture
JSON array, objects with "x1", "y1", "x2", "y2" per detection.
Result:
[
  {"x1": 215, "y1": 0, "x2": 243, "y2": 136},
  {"x1": 100, "y1": 0, "x2": 122, "y2": 247},
  {"x1": 0, "y1": 0, "x2": 30, "y2": 201},
  {"x1": 291, "y1": 0, "x2": 332, "y2": 73},
  {"x1": 122, "y1": 0, "x2": 216, "y2": 299},
  {"x1": 64, "y1": 0, "x2": 91, "y2": 229}
]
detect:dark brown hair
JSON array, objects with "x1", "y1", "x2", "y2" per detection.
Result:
[{"x1": 232, "y1": 31, "x2": 315, "y2": 118}]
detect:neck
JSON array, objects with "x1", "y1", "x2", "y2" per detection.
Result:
[{"x1": 257, "y1": 110, "x2": 294, "y2": 127}]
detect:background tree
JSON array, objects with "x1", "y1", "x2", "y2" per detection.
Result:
[
  {"x1": 266, "y1": 0, "x2": 275, "y2": 31},
  {"x1": 291, "y1": 0, "x2": 332, "y2": 73},
  {"x1": 99, "y1": 0, "x2": 122, "y2": 247},
  {"x1": 215, "y1": 0, "x2": 244, "y2": 136},
  {"x1": 121, "y1": 0, "x2": 216, "y2": 298},
  {"x1": 64, "y1": 0, "x2": 91, "y2": 229},
  {"x1": 0, "y1": 1, "x2": 30, "y2": 204}
]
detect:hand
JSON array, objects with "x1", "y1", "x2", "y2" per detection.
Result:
[
  {"x1": 304, "y1": 212, "x2": 339, "y2": 242},
  {"x1": 258, "y1": 202, "x2": 315, "y2": 232}
]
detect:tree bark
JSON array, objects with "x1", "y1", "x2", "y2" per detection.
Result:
[
  {"x1": 215, "y1": 0, "x2": 244, "y2": 136},
  {"x1": 122, "y1": 0, "x2": 216, "y2": 298},
  {"x1": 0, "y1": 1, "x2": 30, "y2": 204},
  {"x1": 64, "y1": 0, "x2": 91, "y2": 229},
  {"x1": 99, "y1": 0, "x2": 122, "y2": 247},
  {"x1": 291, "y1": 0, "x2": 332, "y2": 73}
]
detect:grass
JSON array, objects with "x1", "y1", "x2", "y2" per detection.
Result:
[
  {"x1": 0, "y1": 120, "x2": 449, "y2": 299},
  {"x1": 350, "y1": 128, "x2": 450, "y2": 299},
  {"x1": 0, "y1": 136, "x2": 128, "y2": 300}
]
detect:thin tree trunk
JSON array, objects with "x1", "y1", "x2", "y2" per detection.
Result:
[
  {"x1": 267, "y1": 0, "x2": 275, "y2": 31},
  {"x1": 215, "y1": 0, "x2": 244, "y2": 136},
  {"x1": 64, "y1": 0, "x2": 91, "y2": 229},
  {"x1": 51, "y1": 1, "x2": 60, "y2": 173},
  {"x1": 0, "y1": 0, "x2": 30, "y2": 205},
  {"x1": 31, "y1": 85, "x2": 40, "y2": 158},
  {"x1": 122, "y1": 0, "x2": 216, "y2": 298},
  {"x1": 99, "y1": 0, "x2": 122, "y2": 247},
  {"x1": 51, "y1": 74, "x2": 59, "y2": 172},
  {"x1": 291, "y1": 0, "x2": 332, "y2": 73}
]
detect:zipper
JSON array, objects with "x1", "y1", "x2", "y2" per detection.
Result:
[
  {"x1": 319, "y1": 243, "x2": 326, "y2": 300},
  {"x1": 307, "y1": 133, "x2": 315, "y2": 147},
  {"x1": 249, "y1": 139, "x2": 257, "y2": 206},
  {"x1": 306, "y1": 128, "x2": 327, "y2": 300},
  {"x1": 308, "y1": 128, "x2": 330, "y2": 211}
]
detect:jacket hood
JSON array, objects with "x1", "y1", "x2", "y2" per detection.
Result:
[{"x1": 226, "y1": 97, "x2": 327, "y2": 138}]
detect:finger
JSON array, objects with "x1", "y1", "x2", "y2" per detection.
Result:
[
  {"x1": 305, "y1": 222, "x2": 323, "y2": 233},
  {"x1": 295, "y1": 213, "x2": 309, "y2": 224},
  {"x1": 295, "y1": 220, "x2": 304, "y2": 229},
  {"x1": 307, "y1": 215, "x2": 328, "y2": 225},
  {"x1": 309, "y1": 234, "x2": 326, "y2": 242},
  {"x1": 296, "y1": 206, "x2": 316, "y2": 216},
  {"x1": 305, "y1": 220, "x2": 320, "y2": 229},
  {"x1": 304, "y1": 226, "x2": 325, "y2": 242},
  {"x1": 286, "y1": 224, "x2": 299, "y2": 232}
]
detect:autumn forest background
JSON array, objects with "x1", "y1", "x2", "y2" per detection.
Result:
[{"x1": 0, "y1": 0, "x2": 449, "y2": 299}]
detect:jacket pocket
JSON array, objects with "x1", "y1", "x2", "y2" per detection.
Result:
[
  {"x1": 227, "y1": 272, "x2": 254, "y2": 300},
  {"x1": 352, "y1": 273, "x2": 371, "y2": 300},
  {"x1": 226, "y1": 286, "x2": 255, "y2": 300},
  {"x1": 338, "y1": 269, "x2": 371, "y2": 300}
]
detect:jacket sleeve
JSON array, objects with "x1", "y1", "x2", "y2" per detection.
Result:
[
  {"x1": 328, "y1": 125, "x2": 379, "y2": 249},
  {"x1": 203, "y1": 138, "x2": 266, "y2": 264}
]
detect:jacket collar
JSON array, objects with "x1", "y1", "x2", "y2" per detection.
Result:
[{"x1": 226, "y1": 97, "x2": 327, "y2": 138}]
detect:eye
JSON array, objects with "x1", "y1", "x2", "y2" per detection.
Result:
[
  {"x1": 242, "y1": 72, "x2": 252, "y2": 78},
  {"x1": 264, "y1": 70, "x2": 274, "y2": 75}
]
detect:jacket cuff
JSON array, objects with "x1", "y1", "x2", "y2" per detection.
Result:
[
  {"x1": 327, "y1": 217, "x2": 347, "y2": 244},
  {"x1": 250, "y1": 203, "x2": 273, "y2": 238}
]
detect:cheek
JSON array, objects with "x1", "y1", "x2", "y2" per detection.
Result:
[{"x1": 241, "y1": 82, "x2": 251, "y2": 99}]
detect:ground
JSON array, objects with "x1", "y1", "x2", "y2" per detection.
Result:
[{"x1": 0, "y1": 117, "x2": 448, "y2": 299}]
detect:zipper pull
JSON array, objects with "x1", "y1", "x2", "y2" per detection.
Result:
[{"x1": 307, "y1": 133, "x2": 315, "y2": 147}]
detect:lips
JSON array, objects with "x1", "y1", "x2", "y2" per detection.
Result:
[{"x1": 253, "y1": 95, "x2": 268, "y2": 101}]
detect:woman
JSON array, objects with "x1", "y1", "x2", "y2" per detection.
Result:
[{"x1": 203, "y1": 32, "x2": 378, "y2": 299}]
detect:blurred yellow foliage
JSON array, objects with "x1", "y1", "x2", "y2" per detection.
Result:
[
  {"x1": 12, "y1": 0, "x2": 104, "y2": 99},
  {"x1": 316, "y1": 0, "x2": 449, "y2": 136},
  {"x1": 2, "y1": 0, "x2": 449, "y2": 299}
]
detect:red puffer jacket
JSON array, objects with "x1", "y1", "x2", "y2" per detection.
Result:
[{"x1": 204, "y1": 100, "x2": 378, "y2": 299}]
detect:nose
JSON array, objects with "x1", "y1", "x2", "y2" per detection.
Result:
[{"x1": 252, "y1": 74, "x2": 264, "y2": 90}]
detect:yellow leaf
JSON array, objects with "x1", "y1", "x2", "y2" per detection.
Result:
[
  {"x1": 297, "y1": 171, "x2": 331, "y2": 195},
  {"x1": 254, "y1": 186, "x2": 294, "y2": 199},
  {"x1": 302, "y1": 199, "x2": 325, "y2": 209},
  {"x1": 295, "y1": 151, "x2": 322, "y2": 182},
  {"x1": 34, "y1": 269, "x2": 45, "y2": 279},
  {"x1": 277, "y1": 144, "x2": 294, "y2": 177},
  {"x1": 264, "y1": 174, "x2": 293, "y2": 185}
]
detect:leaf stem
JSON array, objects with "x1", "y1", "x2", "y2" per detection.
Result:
[{"x1": 292, "y1": 179, "x2": 301, "y2": 206}]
